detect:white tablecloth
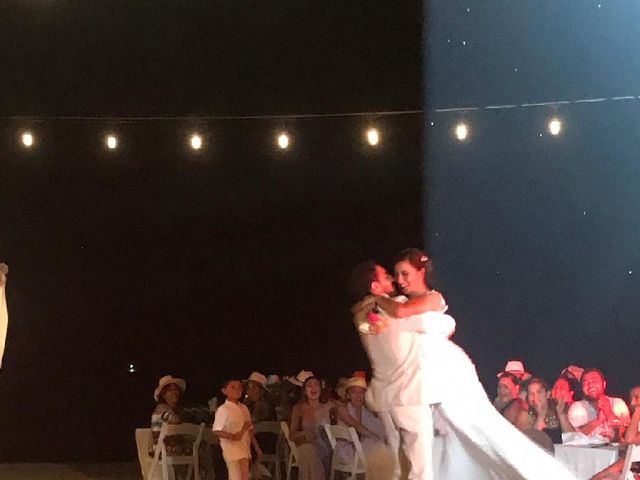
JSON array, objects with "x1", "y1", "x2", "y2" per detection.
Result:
[{"x1": 554, "y1": 444, "x2": 619, "y2": 480}]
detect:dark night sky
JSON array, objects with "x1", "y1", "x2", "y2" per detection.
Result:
[{"x1": 1, "y1": 0, "x2": 639, "y2": 462}]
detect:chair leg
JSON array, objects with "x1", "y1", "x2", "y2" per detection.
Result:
[{"x1": 194, "y1": 457, "x2": 201, "y2": 480}]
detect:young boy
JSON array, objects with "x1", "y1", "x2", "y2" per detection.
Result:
[{"x1": 212, "y1": 379, "x2": 262, "y2": 480}]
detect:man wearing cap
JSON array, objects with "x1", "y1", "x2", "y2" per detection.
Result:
[
  {"x1": 244, "y1": 371, "x2": 275, "y2": 422},
  {"x1": 349, "y1": 261, "x2": 455, "y2": 480}
]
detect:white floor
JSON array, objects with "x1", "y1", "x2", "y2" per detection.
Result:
[{"x1": 0, "y1": 462, "x2": 140, "y2": 480}]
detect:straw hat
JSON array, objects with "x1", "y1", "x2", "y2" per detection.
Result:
[
  {"x1": 246, "y1": 371, "x2": 267, "y2": 388},
  {"x1": 288, "y1": 370, "x2": 315, "y2": 387},
  {"x1": 344, "y1": 376, "x2": 367, "y2": 392},
  {"x1": 497, "y1": 360, "x2": 529, "y2": 379},
  {"x1": 154, "y1": 375, "x2": 186, "y2": 401}
]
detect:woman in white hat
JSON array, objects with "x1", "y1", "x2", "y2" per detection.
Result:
[
  {"x1": 335, "y1": 377, "x2": 394, "y2": 480},
  {"x1": 357, "y1": 248, "x2": 579, "y2": 480},
  {"x1": 150, "y1": 375, "x2": 187, "y2": 453}
]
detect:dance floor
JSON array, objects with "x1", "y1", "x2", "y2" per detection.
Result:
[{"x1": 0, "y1": 462, "x2": 140, "y2": 480}]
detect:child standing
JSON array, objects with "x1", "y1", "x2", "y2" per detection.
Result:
[{"x1": 213, "y1": 379, "x2": 262, "y2": 480}]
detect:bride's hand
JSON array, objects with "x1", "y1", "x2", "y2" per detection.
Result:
[{"x1": 351, "y1": 295, "x2": 376, "y2": 315}]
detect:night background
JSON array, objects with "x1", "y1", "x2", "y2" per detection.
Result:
[{"x1": 0, "y1": 0, "x2": 639, "y2": 463}]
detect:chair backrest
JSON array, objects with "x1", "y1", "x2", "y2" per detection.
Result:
[
  {"x1": 280, "y1": 421, "x2": 299, "y2": 461},
  {"x1": 324, "y1": 424, "x2": 367, "y2": 471},
  {"x1": 135, "y1": 428, "x2": 153, "y2": 478},
  {"x1": 254, "y1": 421, "x2": 282, "y2": 436},
  {"x1": 323, "y1": 424, "x2": 353, "y2": 448},
  {"x1": 160, "y1": 423, "x2": 205, "y2": 457},
  {"x1": 148, "y1": 422, "x2": 205, "y2": 479},
  {"x1": 619, "y1": 444, "x2": 640, "y2": 480}
]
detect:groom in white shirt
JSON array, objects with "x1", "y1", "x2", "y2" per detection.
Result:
[{"x1": 349, "y1": 261, "x2": 454, "y2": 480}]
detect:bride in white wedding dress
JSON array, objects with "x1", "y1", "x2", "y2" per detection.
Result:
[{"x1": 366, "y1": 248, "x2": 578, "y2": 480}]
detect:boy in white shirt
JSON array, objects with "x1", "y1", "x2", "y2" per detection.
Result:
[{"x1": 213, "y1": 379, "x2": 262, "y2": 480}]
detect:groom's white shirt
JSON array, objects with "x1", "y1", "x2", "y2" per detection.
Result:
[{"x1": 359, "y1": 296, "x2": 455, "y2": 412}]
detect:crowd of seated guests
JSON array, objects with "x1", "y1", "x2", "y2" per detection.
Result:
[
  {"x1": 493, "y1": 359, "x2": 640, "y2": 478},
  {"x1": 147, "y1": 362, "x2": 638, "y2": 480},
  {"x1": 148, "y1": 370, "x2": 396, "y2": 480}
]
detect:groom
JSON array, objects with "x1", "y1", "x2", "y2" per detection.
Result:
[{"x1": 349, "y1": 261, "x2": 454, "y2": 480}]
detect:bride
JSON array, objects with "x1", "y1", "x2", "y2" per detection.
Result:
[{"x1": 357, "y1": 248, "x2": 578, "y2": 480}]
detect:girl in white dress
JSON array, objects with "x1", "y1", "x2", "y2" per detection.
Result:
[{"x1": 363, "y1": 248, "x2": 579, "y2": 480}]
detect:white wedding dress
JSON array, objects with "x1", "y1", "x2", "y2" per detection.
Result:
[{"x1": 417, "y1": 311, "x2": 578, "y2": 480}]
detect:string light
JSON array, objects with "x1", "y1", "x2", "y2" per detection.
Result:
[
  {"x1": 277, "y1": 132, "x2": 290, "y2": 150},
  {"x1": 454, "y1": 122, "x2": 469, "y2": 141},
  {"x1": 548, "y1": 118, "x2": 562, "y2": 136},
  {"x1": 366, "y1": 128, "x2": 380, "y2": 146},
  {"x1": 21, "y1": 131, "x2": 34, "y2": 148},
  {"x1": 190, "y1": 134, "x2": 203, "y2": 151},
  {"x1": 106, "y1": 135, "x2": 118, "y2": 150}
]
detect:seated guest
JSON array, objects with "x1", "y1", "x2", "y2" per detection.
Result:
[
  {"x1": 568, "y1": 368, "x2": 630, "y2": 440},
  {"x1": 150, "y1": 375, "x2": 215, "y2": 480},
  {"x1": 289, "y1": 376, "x2": 333, "y2": 480},
  {"x1": 494, "y1": 372, "x2": 528, "y2": 425},
  {"x1": 496, "y1": 360, "x2": 532, "y2": 403},
  {"x1": 515, "y1": 378, "x2": 574, "y2": 444},
  {"x1": 277, "y1": 370, "x2": 314, "y2": 422},
  {"x1": 551, "y1": 374, "x2": 582, "y2": 406},
  {"x1": 243, "y1": 371, "x2": 275, "y2": 422},
  {"x1": 151, "y1": 375, "x2": 186, "y2": 452},
  {"x1": 335, "y1": 376, "x2": 394, "y2": 480},
  {"x1": 590, "y1": 385, "x2": 640, "y2": 480}
]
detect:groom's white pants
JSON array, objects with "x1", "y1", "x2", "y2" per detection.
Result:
[{"x1": 380, "y1": 405, "x2": 433, "y2": 480}]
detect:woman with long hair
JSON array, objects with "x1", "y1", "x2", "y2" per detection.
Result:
[
  {"x1": 358, "y1": 248, "x2": 579, "y2": 480},
  {"x1": 289, "y1": 376, "x2": 333, "y2": 480}
]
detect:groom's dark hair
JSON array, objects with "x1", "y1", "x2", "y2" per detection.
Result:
[{"x1": 348, "y1": 260, "x2": 378, "y2": 301}]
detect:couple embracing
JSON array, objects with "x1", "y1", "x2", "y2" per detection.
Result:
[{"x1": 350, "y1": 248, "x2": 578, "y2": 480}]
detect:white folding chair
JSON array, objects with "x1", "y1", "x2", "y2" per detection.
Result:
[
  {"x1": 253, "y1": 421, "x2": 283, "y2": 480},
  {"x1": 148, "y1": 422, "x2": 205, "y2": 480},
  {"x1": 324, "y1": 424, "x2": 367, "y2": 480},
  {"x1": 280, "y1": 421, "x2": 300, "y2": 480},
  {"x1": 619, "y1": 444, "x2": 640, "y2": 480}
]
